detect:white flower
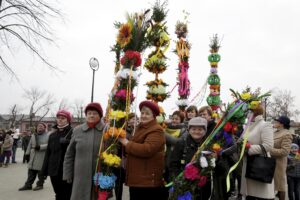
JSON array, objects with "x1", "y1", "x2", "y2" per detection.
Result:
[
  {"x1": 210, "y1": 158, "x2": 216, "y2": 168},
  {"x1": 176, "y1": 99, "x2": 189, "y2": 106},
  {"x1": 200, "y1": 156, "x2": 208, "y2": 168},
  {"x1": 116, "y1": 68, "x2": 139, "y2": 80}
]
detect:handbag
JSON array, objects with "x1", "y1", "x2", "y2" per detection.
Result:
[{"x1": 245, "y1": 144, "x2": 276, "y2": 183}]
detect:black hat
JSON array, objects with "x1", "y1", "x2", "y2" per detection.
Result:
[{"x1": 274, "y1": 116, "x2": 290, "y2": 129}]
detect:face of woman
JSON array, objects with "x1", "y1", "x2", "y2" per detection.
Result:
[
  {"x1": 57, "y1": 116, "x2": 68, "y2": 127},
  {"x1": 171, "y1": 115, "x2": 181, "y2": 126},
  {"x1": 128, "y1": 117, "x2": 138, "y2": 128},
  {"x1": 140, "y1": 107, "x2": 154, "y2": 124},
  {"x1": 273, "y1": 121, "x2": 283, "y2": 129},
  {"x1": 187, "y1": 110, "x2": 197, "y2": 120},
  {"x1": 86, "y1": 110, "x2": 100, "y2": 123},
  {"x1": 189, "y1": 126, "x2": 205, "y2": 142}
]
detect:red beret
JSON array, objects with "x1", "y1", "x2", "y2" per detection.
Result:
[
  {"x1": 85, "y1": 102, "x2": 103, "y2": 118},
  {"x1": 139, "y1": 100, "x2": 160, "y2": 117},
  {"x1": 56, "y1": 110, "x2": 72, "y2": 122}
]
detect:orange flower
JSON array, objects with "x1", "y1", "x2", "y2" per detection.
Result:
[{"x1": 117, "y1": 23, "x2": 132, "y2": 48}]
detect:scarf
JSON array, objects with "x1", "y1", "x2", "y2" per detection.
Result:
[{"x1": 57, "y1": 123, "x2": 69, "y2": 130}]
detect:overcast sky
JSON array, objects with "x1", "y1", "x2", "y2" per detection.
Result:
[{"x1": 1, "y1": 0, "x2": 300, "y2": 119}]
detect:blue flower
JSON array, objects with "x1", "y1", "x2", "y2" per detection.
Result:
[
  {"x1": 177, "y1": 191, "x2": 192, "y2": 200},
  {"x1": 93, "y1": 173, "x2": 117, "y2": 189}
]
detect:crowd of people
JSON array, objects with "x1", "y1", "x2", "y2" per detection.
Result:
[{"x1": 1, "y1": 101, "x2": 300, "y2": 200}]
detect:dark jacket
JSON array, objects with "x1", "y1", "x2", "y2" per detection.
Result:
[
  {"x1": 287, "y1": 153, "x2": 300, "y2": 178},
  {"x1": 206, "y1": 119, "x2": 217, "y2": 137},
  {"x1": 169, "y1": 134, "x2": 203, "y2": 180},
  {"x1": 125, "y1": 119, "x2": 165, "y2": 187},
  {"x1": 42, "y1": 125, "x2": 73, "y2": 177},
  {"x1": 22, "y1": 135, "x2": 31, "y2": 151}
]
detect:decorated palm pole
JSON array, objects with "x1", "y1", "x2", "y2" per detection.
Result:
[
  {"x1": 174, "y1": 19, "x2": 190, "y2": 112},
  {"x1": 144, "y1": 1, "x2": 169, "y2": 104},
  {"x1": 94, "y1": 10, "x2": 151, "y2": 199},
  {"x1": 206, "y1": 34, "x2": 222, "y2": 119}
]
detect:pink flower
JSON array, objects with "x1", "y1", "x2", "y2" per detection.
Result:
[
  {"x1": 197, "y1": 176, "x2": 207, "y2": 187},
  {"x1": 183, "y1": 163, "x2": 200, "y2": 180},
  {"x1": 98, "y1": 191, "x2": 108, "y2": 200},
  {"x1": 114, "y1": 89, "x2": 134, "y2": 102}
]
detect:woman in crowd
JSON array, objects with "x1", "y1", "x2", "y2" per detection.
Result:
[
  {"x1": 240, "y1": 104, "x2": 274, "y2": 200},
  {"x1": 270, "y1": 116, "x2": 292, "y2": 200},
  {"x1": 42, "y1": 110, "x2": 73, "y2": 200},
  {"x1": 287, "y1": 143, "x2": 300, "y2": 200},
  {"x1": 184, "y1": 105, "x2": 198, "y2": 128},
  {"x1": 118, "y1": 100, "x2": 166, "y2": 200},
  {"x1": 1, "y1": 130, "x2": 13, "y2": 167},
  {"x1": 63, "y1": 103, "x2": 106, "y2": 200},
  {"x1": 169, "y1": 116, "x2": 211, "y2": 200}
]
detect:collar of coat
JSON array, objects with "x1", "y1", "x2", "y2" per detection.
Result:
[
  {"x1": 138, "y1": 119, "x2": 158, "y2": 129},
  {"x1": 81, "y1": 120, "x2": 105, "y2": 132}
]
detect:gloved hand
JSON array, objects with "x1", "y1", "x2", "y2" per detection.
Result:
[{"x1": 35, "y1": 145, "x2": 40, "y2": 151}]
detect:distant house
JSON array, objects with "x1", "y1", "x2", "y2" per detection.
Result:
[{"x1": 0, "y1": 114, "x2": 84, "y2": 132}]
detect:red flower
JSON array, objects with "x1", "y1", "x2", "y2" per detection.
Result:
[
  {"x1": 98, "y1": 191, "x2": 108, "y2": 200},
  {"x1": 245, "y1": 142, "x2": 251, "y2": 149},
  {"x1": 223, "y1": 122, "x2": 233, "y2": 133},
  {"x1": 210, "y1": 105, "x2": 219, "y2": 111},
  {"x1": 197, "y1": 176, "x2": 207, "y2": 187},
  {"x1": 231, "y1": 124, "x2": 238, "y2": 134},
  {"x1": 120, "y1": 50, "x2": 142, "y2": 67},
  {"x1": 183, "y1": 163, "x2": 200, "y2": 180}
]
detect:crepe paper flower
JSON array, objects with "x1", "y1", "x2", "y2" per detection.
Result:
[
  {"x1": 116, "y1": 68, "x2": 139, "y2": 80},
  {"x1": 104, "y1": 127, "x2": 126, "y2": 140},
  {"x1": 177, "y1": 191, "x2": 192, "y2": 200},
  {"x1": 93, "y1": 173, "x2": 117, "y2": 189},
  {"x1": 210, "y1": 158, "x2": 216, "y2": 168},
  {"x1": 148, "y1": 85, "x2": 166, "y2": 94},
  {"x1": 115, "y1": 89, "x2": 134, "y2": 102},
  {"x1": 212, "y1": 143, "x2": 221, "y2": 152},
  {"x1": 183, "y1": 163, "x2": 200, "y2": 180},
  {"x1": 120, "y1": 50, "x2": 142, "y2": 67},
  {"x1": 176, "y1": 99, "x2": 189, "y2": 106},
  {"x1": 210, "y1": 67, "x2": 218, "y2": 74},
  {"x1": 223, "y1": 122, "x2": 233, "y2": 133},
  {"x1": 245, "y1": 142, "x2": 251, "y2": 149},
  {"x1": 197, "y1": 176, "x2": 207, "y2": 187},
  {"x1": 109, "y1": 110, "x2": 127, "y2": 121},
  {"x1": 102, "y1": 152, "x2": 121, "y2": 167},
  {"x1": 117, "y1": 23, "x2": 132, "y2": 48},
  {"x1": 156, "y1": 115, "x2": 165, "y2": 124},
  {"x1": 98, "y1": 191, "x2": 109, "y2": 200},
  {"x1": 231, "y1": 124, "x2": 239, "y2": 134},
  {"x1": 240, "y1": 92, "x2": 252, "y2": 101},
  {"x1": 200, "y1": 156, "x2": 208, "y2": 168},
  {"x1": 249, "y1": 101, "x2": 260, "y2": 110}
]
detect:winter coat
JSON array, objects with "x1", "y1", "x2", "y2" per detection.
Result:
[
  {"x1": 270, "y1": 129, "x2": 292, "y2": 191},
  {"x1": 206, "y1": 120, "x2": 217, "y2": 137},
  {"x1": 169, "y1": 134, "x2": 203, "y2": 180},
  {"x1": 63, "y1": 121, "x2": 106, "y2": 200},
  {"x1": 26, "y1": 131, "x2": 49, "y2": 171},
  {"x1": 287, "y1": 153, "x2": 300, "y2": 178},
  {"x1": 240, "y1": 115, "x2": 274, "y2": 199},
  {"x1": 125, "y1": 119, "x2": 165, "y2": 188},
  {"x1": 42, "y1": 125, "x2": 73, "y2": 177},
  {"x1": 3, "y1": 134, "x2": 13, "y2": 151},
  {"x1": 22, "y1": 135, "x2": 31, "y2": 151}
]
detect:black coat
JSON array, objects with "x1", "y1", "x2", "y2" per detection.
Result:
[{"x1": 42, "y1": 125, "x2": 73, "y2": 177}]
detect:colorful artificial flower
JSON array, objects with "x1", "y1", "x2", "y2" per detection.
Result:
[
  {"x1": 177, "y1": 191, "x2": 192, "y2": 200},
  {"x1": 197, "y1": 176, "x2": 207, "y2": 187},
  {"x1": 117, "y1": 23, "x2": 132, "y2": 48},
  {"x1": 210, "y1": 158, "x2": 216, "y2": 168},
  {"x1": 114, "y1": 89, "x2": 134, "y2": 102},
  {"x1": 249, "y1": 101, "x2": 260, "y2": 110},
  {"x1": 93, "y1": 173, "x2": 117, "y2": 190},
  {"x1": 102, "y1": 152, "x2": 121, "y2": 167},
  {"x1": 223, "y1": 122, "x2": 233, "y2": 133},
  {"x1": 212, "y1": 143, "x2": 221, "y2": 152},
  {"x1": 240, "y1": 92, "x2": 251, "y2": 101},
  {"x1": 200, "y1": 156, "x2": 208, "y2": 168},
  {"x1": 109, "y1": 110, "x2": 127, "y2": 121},
  {"x1": 183, "y1": 163, "x2": 200, "y2": 180},
  {"x1": 98, "y1": 191, "x2": 109, "y2": 200},
  {"x1": 245, "y1": 142, "x2": 251, "y2": 149},
  {"x1": 120, "y1": 50, "x2": 142, "y2": 67},
  {"x1": 103, "y1": 127, "x2": 126, "y2": 140}
]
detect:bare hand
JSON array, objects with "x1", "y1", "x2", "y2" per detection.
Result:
[{"x1": 118, "y1": 137, "x2": 129, "y2": 146}]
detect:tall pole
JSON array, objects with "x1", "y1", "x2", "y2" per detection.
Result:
[
  {"x1": 264, "y1": 97, "x2": 268, "y2": 121},
  {"x1": 91, "y1": 69, "x2": 95, "y2": 102}
]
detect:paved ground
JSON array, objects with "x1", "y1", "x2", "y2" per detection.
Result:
[{"x1": 0, "y1": 148, "x2": 129, "y2": 200}]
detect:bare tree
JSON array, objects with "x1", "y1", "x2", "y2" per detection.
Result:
[
  {"x1": 0, "y1": 0, "x2": 63, "y2": 78},
  {"x1": 7, "y1": 104, "x2": 24, "y2": 128},
  {"x1": 23, "y1": 87, "x2": 55, "y2": 127},
  {"x1": 72, "y1": 99, "x2": 85, "y2": 123},
  {"x1": 267, "y1": 89, "x2": 300, "y2": 120},
  {"x1": 58, "y1": 98, "x2": 70, "y2": 110}
]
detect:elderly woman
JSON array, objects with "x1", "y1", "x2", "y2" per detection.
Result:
[
  {"x1": 271, "y1": 116, "x2": 292, "y2": 200},
  {"x1": 240, "y1": 104, "x2": 275, "y2": 200},
  {"x1": 118, "y1": 100, "x2": 166, "y2": 200},
  {"x1": 42, "y1": 110, "x2": 73, "y2": 200},
  {"x1": 63, "y1": 103, "x2": 106, "y2": 200}
]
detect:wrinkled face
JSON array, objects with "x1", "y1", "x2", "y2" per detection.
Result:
[
  {"x1": 57, "y1": 115, "x2": 68, "y2": 127},
  {"x1": 86, "y1": 110, "x2": 100, "y2": 123},
  {"x1": 189, "y1": 126, "x2": 206, "y2": 142},
  {"x1": 171, "y1": 115, "x2": 181, "y2": 126},
  {"x1": 140, "y1": 107, "x2": 154, "y2": 124},
  {"x1": 199, "y1": 110, "x2": 211, "y2": 121},
  {"x1": 37, "y1": 124, "x2": 46, "y2": 133},
  {"x1": 187, "y1": 110, "x2": 197, "y2": 120}
]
